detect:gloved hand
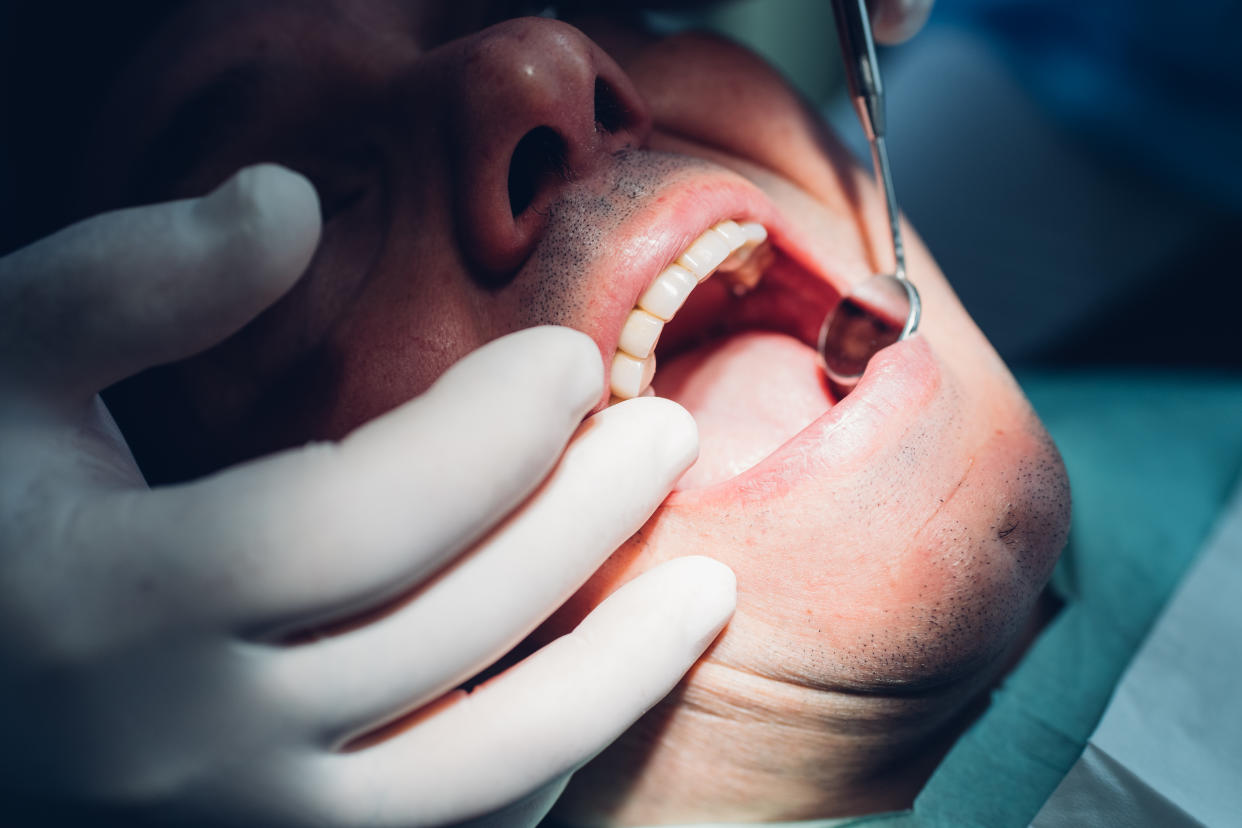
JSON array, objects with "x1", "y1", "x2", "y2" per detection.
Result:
[
  {"x1": 0, "y1": 164, "x2": 736, "y2": 827},
  {"x1": 867, "y1": 0, "x2": 934, "y2": 43}
]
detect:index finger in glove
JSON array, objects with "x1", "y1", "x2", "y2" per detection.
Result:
[
  {"x1": 264, "y1": 397, "x2": 699, "y2": 746},
  {"x1": 112, "y1": 327, "x2": 604, "y2": 634},
  {"x1": 0, "y1": 165, "x2": 320, "y2": 403}
]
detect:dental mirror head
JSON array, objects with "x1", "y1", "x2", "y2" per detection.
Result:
[{"x1": 818, "y1": 272, "x2": 920, "y2": 393}]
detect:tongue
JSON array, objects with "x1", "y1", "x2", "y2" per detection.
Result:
[{"x1": 654, "y1": 331, "x2": 833, "y2": 490}]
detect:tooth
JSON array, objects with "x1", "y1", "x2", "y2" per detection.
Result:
[
  {"x1": 677, "y1": 228, "x2": 733, "y2": 281},
  {"x1": 720, "y1": 241, "x2": 773, "y2": 296},
  {"x1": 618, "y1": 308, "x2": 664, "y2": 360},
  {"x1": 740, "y1": 222, "x2": 767, "y2": 243},
  {"x1": 637, "y1": 263, "x2": 697, "y2": 321},
  {"x1": 715, "y1": 220, "x2": 768, "y2": 272},
  {"x1": 712, "y1": 220, "x2": 747, "y2": 249},
  {"x1": 611, "y1": 351, "x2": 656, "y2": 399},
  {"x1": 717, "y1": 236, "x2": 759, "y2": 273}
]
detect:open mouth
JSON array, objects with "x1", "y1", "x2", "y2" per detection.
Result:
[{"x1": 605, "y1": 218, "x2": 844, "y2": 491}]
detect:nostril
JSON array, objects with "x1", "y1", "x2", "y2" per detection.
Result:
[
  {"x1": 593, "y1": 77, "x2": 629, "y2": 135},
  {"x1": 507, "y1": 126, "x2": 568, "y2": 216}
]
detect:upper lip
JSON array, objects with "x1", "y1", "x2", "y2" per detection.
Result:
[{"x1": 554, "y1": 156, "x2": 855, "y2": 408}]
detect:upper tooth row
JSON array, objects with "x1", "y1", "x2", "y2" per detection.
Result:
[{"x1": 610, "y1": 220, "x2": 767, "y2": 400}]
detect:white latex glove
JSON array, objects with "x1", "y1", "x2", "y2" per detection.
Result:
[
  {"x1": 867, "y1": 0, "x2": 934, "y2": 44},
  {"x1": 0, "y1": 164, "x2": 736, "y2": 826}
]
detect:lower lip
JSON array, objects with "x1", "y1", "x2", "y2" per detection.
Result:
[{"x1": 665, "y1": 334, "x2": 941, "y2": 504}]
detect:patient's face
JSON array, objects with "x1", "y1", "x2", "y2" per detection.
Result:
[{"x1": 82, "y1": 0, "x2": 1069, "y2": 819}]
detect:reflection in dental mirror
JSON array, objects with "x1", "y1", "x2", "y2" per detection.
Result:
[{"x1": 818, "y1": 272, "x2": 920, "y2": 391}]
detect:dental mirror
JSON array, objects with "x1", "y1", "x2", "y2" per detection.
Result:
[
  {"x1": 818, "y1": 272, "x2": 920, "y2": 389},
  {"x1": 821, "y1": 0, "x2": 921, "y2": 394}
]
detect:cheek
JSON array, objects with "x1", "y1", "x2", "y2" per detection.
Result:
[{"x1": 315, "y1": 251, "x2": 486, "y2": 437}]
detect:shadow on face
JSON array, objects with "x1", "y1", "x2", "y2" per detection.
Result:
[{"x1": 16, "y1": 0, "x2": 1071, "y2": 820}]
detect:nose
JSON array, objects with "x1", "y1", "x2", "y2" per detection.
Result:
[{"x1": 445, "y1": 18, "x2": 651, "y2": 281}]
